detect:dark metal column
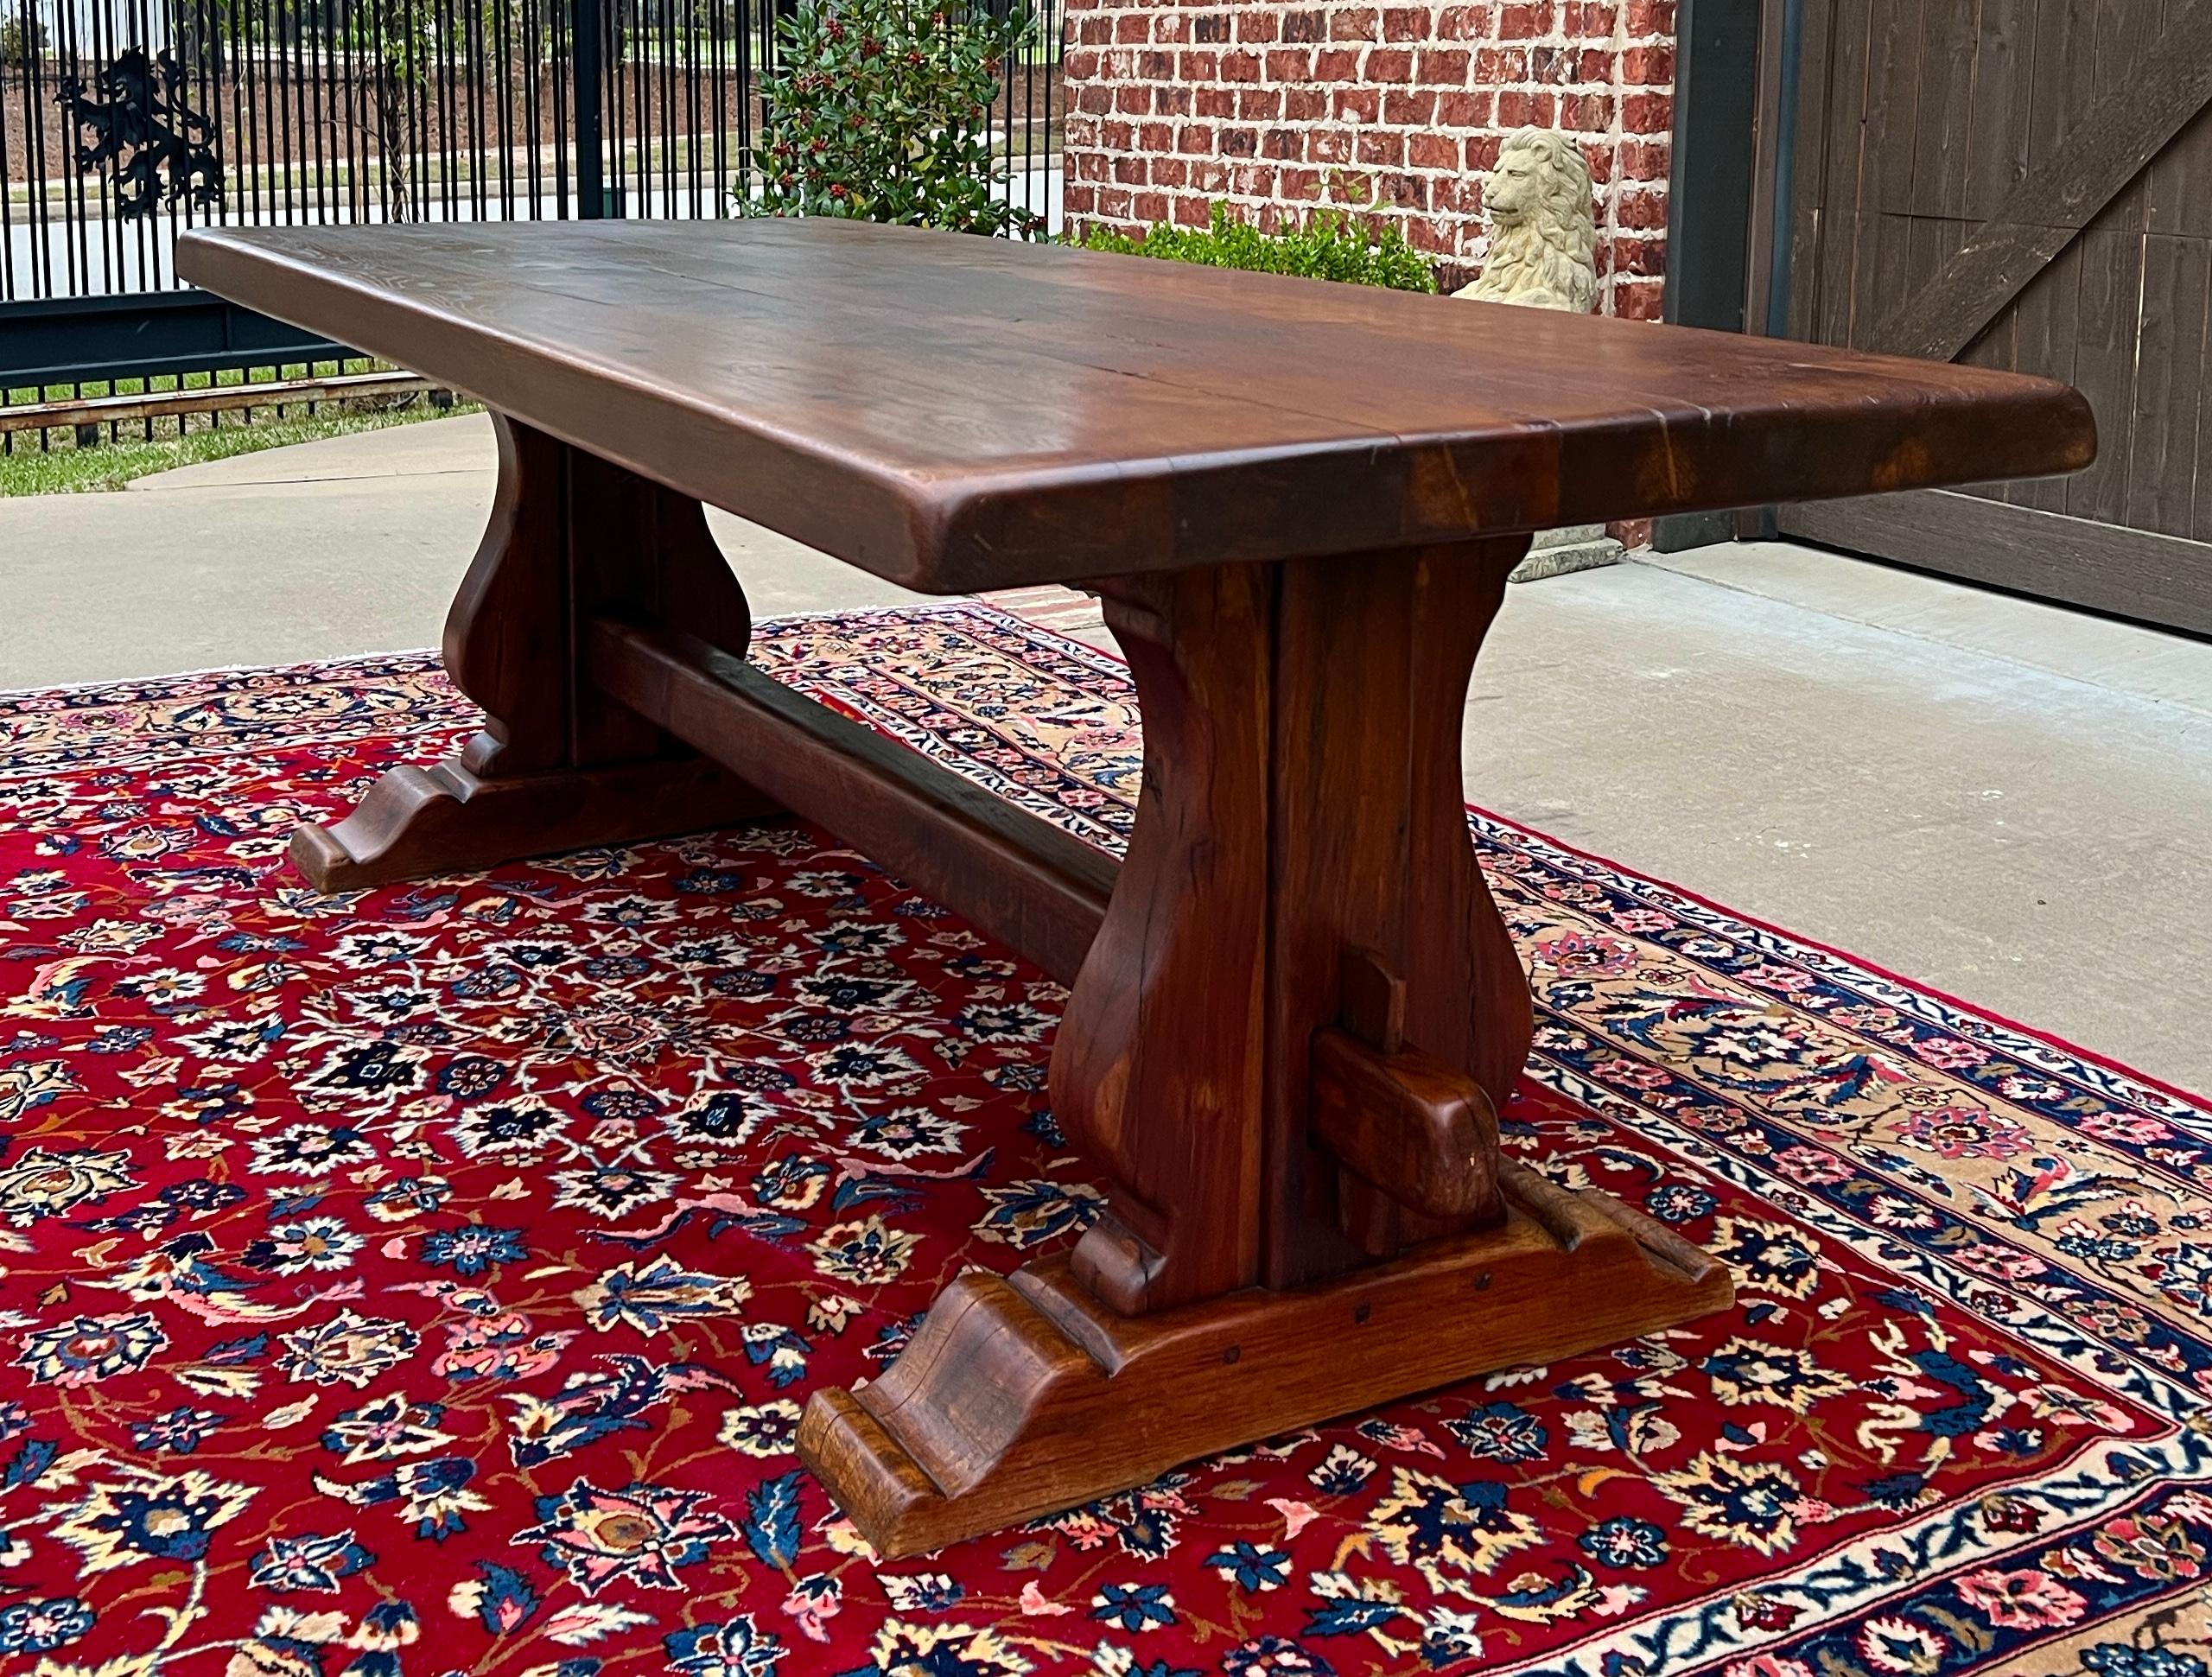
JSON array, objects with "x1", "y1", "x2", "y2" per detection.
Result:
[
  {"x1": 574, "y1": 0, "x2": 605, "y2": 216},
  {"x1": 1652, "y1": 0, "x2": 1764, "y2": 553}
]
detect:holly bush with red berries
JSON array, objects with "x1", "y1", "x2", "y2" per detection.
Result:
[{"x1": 743, "y1": 0, "x2": 1042, "y2": 238}]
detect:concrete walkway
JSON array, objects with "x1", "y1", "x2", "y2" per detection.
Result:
[{"x1": 2, "y1": 413, "x2": 2206, "y2": 1094}]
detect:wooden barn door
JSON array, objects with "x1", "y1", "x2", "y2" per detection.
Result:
[{"x1": 1776, "y1": 0, "x2": 2212, "y2": 636}]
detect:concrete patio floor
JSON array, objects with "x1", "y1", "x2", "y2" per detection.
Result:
[{"x1": 2, "y1": 411, "x2": 2206, "y2": 1095}]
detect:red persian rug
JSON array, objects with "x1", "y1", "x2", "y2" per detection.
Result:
[{"x1": 0, "y1": 601, "x2": 2207, "y2": 1677}]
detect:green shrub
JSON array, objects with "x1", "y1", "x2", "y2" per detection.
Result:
[
  {"x1": 0, "y1": 15, "x2": 46, "y2": 65},
  {"x1": 1071, "y1": 202, "x2": 1437, "y2": 292},
  {"x1": 742, "y1": 0, "x2": 1040, "y2": 238}
]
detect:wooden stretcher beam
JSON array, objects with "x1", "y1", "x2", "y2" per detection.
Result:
[{"x1": 583, "y1": 618, "x2": 1118, "y2": 987}]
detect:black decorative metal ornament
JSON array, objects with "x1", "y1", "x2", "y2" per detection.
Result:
[{"x1": 60, "y1": 47, "x2": 225, "y2": 220}]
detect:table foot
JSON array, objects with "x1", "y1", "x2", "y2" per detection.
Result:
[
  {"x1": 797, "y1": 1163, "x2": 1733, "y2": 1559},
  {"x1": 289, "y1": 748, "x2": 778, "y2": 892},
  {"x1": 290, "y1": 413, "x2": 779, "y2": 893}
]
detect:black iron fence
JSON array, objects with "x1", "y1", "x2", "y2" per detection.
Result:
[{"x1": 0, "y1": 0, "x2": 1062, "y2": 375}]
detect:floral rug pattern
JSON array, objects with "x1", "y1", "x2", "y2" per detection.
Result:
[{"x1": 0, "y1": 601, "x2": 2205, "y2": 1677}]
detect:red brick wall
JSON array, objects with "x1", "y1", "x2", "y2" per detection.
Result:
[{"x1": 1059, "y1": 0, "x2": 1677, "y2": 319}]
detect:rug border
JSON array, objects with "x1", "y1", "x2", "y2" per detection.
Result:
[
  {"x1": 1469, "y1": 797, "x2": 2212, "y2": 1113},
  {"x1": 941, "y1": 597, "x2": 2212, "y2": 1115}
]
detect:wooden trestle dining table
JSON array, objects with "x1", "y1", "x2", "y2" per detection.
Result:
[{"x1": 178, "y1": 218, "x2": 2096, "y2": 1559}]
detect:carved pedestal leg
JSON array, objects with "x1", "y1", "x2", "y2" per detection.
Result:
[
  {"x1": 1051, "y1": 541, "x2": 1541, "y2": 1305},
  {"x1": 1265, "y1": 541, "x2": 1535, "y2": 1276},
  {"x1": 1054, "y1": 564, "x2": 1274, "y2": 1315},
  {"x1": 798, "y1": 540, "x2": 1734, "y2": 1558},
  {"x1": 289, "y1": 415, "x2": 776, "y2": 891}
]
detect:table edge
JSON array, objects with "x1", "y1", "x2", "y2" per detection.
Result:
[{"x1": 175, "y1": 225, "x2": 2100, "y2": 593}]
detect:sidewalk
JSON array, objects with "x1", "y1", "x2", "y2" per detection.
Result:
[
  {"x1": 0, "y1": 413, "x2": 925, "y2": 681},
  {"x1": 1, "y1": 412, "x2": 2206, "y2": 1092}
]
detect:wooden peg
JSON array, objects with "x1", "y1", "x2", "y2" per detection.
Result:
[
  {"x1": 1309, "y1": 1027, "x2": 1501, "y2": 1223},
  {"x1": 1340, "y1": 947, "x2": 1407, "y2": 1054}
]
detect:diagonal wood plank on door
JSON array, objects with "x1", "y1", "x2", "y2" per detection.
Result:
[{"x1": 1868, "y1": 0, "x2": 2212, "y2": 363}]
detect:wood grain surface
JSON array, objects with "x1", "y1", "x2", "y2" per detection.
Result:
[
  {"x1": 1777, "y1": 0, "x2": 2202, "y2": 629},
  {"x1": 178, "y1": 218, "x2": 2095, "y2": 593}
]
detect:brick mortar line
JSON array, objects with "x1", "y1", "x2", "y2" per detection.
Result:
[{"x1": 1058, "y1": 0, "x2": 1677, "y2": 315}]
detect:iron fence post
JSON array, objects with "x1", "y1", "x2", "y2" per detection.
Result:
[
  {"x1": 574, "y1": 0, "x2": 605, "y2": 216},
  {"x1": 1, "y1": 0, "x2": 1065, "y2": 384}
]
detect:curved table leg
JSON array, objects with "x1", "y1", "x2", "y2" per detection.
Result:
[
  {"x1": 290, "y1": 414, "x2": 777, "y2": 891},
  {"x1": 799, "y1": 538, "x2": 1734, "y2": 1558},
  {"x1": 1056, "y1": 562, "x2": 1274, "y2": 1314}
]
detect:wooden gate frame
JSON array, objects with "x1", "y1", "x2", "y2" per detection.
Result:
[
  {"x1": 1651, "y1": 0, "x2": 1767, "y2": 553},
  {"x1": 1663, "y1": 0, "x2": 2212, "y2": 637}
]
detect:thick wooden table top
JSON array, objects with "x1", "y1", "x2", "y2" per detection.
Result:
[{"x1": 179, "y1": 219, "x2": 2094, "y2": 593}]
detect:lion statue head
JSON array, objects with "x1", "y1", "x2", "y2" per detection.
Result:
[{"x1": 1452, "y1": 128, "x2": 1599, "y2": 314}]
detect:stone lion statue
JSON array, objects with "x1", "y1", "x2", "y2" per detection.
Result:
[{"x1": 1452, "y1": 128, "x2": 1598, "y2": 314}]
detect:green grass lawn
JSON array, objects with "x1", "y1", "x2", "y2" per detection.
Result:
[{"x1": 0, "y1": 363, "x2": 477, "y2": 497}]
